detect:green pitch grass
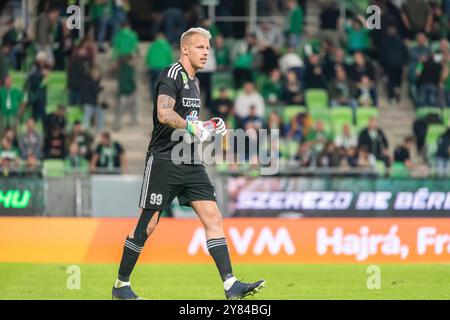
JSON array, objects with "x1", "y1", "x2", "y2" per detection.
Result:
[{"x1": 0, "y1": 263, "x2": 449, "y2": 300}]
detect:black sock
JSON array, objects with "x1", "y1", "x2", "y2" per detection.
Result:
[
  {"x1": 207, "y1": 238, "x2": 233, "y2": 281},
  {"x1": 117, "y1": 237, "x2": 144, "y2": 282}
]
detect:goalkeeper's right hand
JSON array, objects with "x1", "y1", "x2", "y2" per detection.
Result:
[{"x1": 186, "y1": 120, "x2": 212, "y2": 142}]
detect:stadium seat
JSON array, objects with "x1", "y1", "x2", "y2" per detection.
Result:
[
  {"x1": 47, "y1": 72, "x2": 68, "y2": 110},
  {"x1": 390, "y1": 162, "x2": 410, "y2": 178},
  {"x1": 66, "y1": 106, "x2": 84, "y2": 125},
  {"x1": 9, "y1": 71, "x2": 26, "y2": 89},
  {"x1": 305, "y1": 89, "x2": 329, "y2": 109},
  {"x1": 356, "y1": 107, "x2": 379, "y2": 131},
  {"x1": 43, "y1": 159, "x2": 65, "y2": 177},
  {"x1": 282, "y1": 105, "x2": 307, "y2": 124},
  {"x1": 426, "y1": 124, "x2": 447, "y2": 158},
  {"x1": 375, "y1": 160, "x2": 386, "y2": 176},
  {"x1": 442, "y1": 109, "x2": 450, "y2": 126},
  {"x1": 308, "y1": 108, "x2": 330, "y2": 123},
  {"x1": 330, "y1": 107, "x2": 353, "y2": 132},
  {"x1": 416, "y1": 106, "x2": 442, "y2": 120},
  {"x1": 279, "y1": 139, "x2": 299, "y2": 160},
  {"x1": 211, "y1": 72, "x2": 234, "y2": 90}
]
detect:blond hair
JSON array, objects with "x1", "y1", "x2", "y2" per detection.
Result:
[{"x1": 180, "y1": 27, "x2": 211, "y2": 47}]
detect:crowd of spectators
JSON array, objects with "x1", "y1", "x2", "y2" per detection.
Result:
[{"x1": 2, "y1": 0, "x2": 450, "y2": 177}]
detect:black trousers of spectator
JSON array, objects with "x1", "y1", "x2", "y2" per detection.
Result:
[
  {"x1": 196, "y1": 72, "x2": 212, "y2": 110},
  {"x1": 385, "y1": 66, "x2": 403, "y2": 100},
  {"x1": 233, "y1": 68, "x2": 253, "y2": 89}
]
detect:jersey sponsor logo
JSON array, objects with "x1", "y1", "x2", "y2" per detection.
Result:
[
  {"x1": 186, "y1": 110, "x2": 199, "y2": 121},
  {"x1": 182, "y1": 98, "x2": 201, "y2": 108}
]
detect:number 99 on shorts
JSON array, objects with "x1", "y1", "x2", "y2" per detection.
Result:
[{"x1": 149, "y1": 193, "x2": 162, "y2": 206}]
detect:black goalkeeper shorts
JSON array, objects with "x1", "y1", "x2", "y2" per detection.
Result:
[{"x1": 138, "y1": 152, "x2": 217, "y2": 211}]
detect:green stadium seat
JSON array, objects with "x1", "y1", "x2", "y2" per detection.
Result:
[
  {"x1": 211, "y1": 72, "x2": 234, "y2": 90},
  {"x1": 9, "y1": 71, "x2": 26, "y2": 90},
  {"x1": 375, "y1": 160, "x2": 386, "y2": 176},
  {"x1": 282, "y1": 105, "x2": 307, "y2": 124},
  {"x1": 308, "y1": 108, "x2": 330, "y2": 123},
  {"x1": 390, "y1": 162, "x2": 410, "y2": 178},
  {"x1": 416, "y1": 106, "x2": 442, "y2": 120},
  {"x1": 356, "y1": 107, "x2": 379, "y2": 131},
  {"x1": 279, "y1": 139, "x2": 299, "y2": 160},
  {"x1": 43, "y1": 159, "x2": 65, "y2": 177},
  {"x1": 330, "y1": 107, "x2": 353, "y2": 132},
  {"x1": 426, "y1": 124, "x2": 447, "y2": 158},
  {"x1": 442, "y1": 108, "x2": 450, "y2": 126},
  {"x1": 305, "y1": 89, "x2": 329, "y2": 109},
  {"x1": 66, "y1": 106, "x2": 84, "y2": 125}
]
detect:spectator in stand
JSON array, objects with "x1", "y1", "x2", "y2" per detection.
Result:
[
  {"x1": 379, "y1": 25, "x2": 408, "y2": 104},
  {"x1": 317, "y1": 141, "x2": 342, "y2": 167},
  {"x1": 0, "y1": 134, "x2": 20, "y2": 174},
  {"x1": 295, "y1": 143, "x2": 312, "y2": 167},
  {"x1": 67, "y1": 121, "x2": 93, "y2": 161},
  {"x1": 436, "y1": 128, "x2": 450, "y2": 177},
  {"x1": 267, "y1": 111, "x2": 283, "y2": 134},
  {"x1": 114, "y1": 55, "x2": 138, "y2": 131},
  {"x1": 350, "y1": 145, "x2": 377, "y2": 169},
  {"x1": 113, "y1": 20, "x2": 139, "y2": 59},
  {"x1": 242, "y1": 105, "x2": 264, "y2": 131},
  {"x1": 355, "y1": 75, "x2": 377, "y2": 107},
  {"x1": 401, "y1": 0, "x2": 433, "y2": 39},
  {"x1": 416, "y1": 53, "x2": 442, "y2": 107},
  {"x1": 2, "y1": 18, "x2": 31, "y2": 70},
  {"x1": 285, "y1": 0, "x2": 304, "y2": 48},
  {"x1": 45, "y1": 104, "x2": 67, "y2": 134},
  {"x1": 81, "y1": 66, "x2": 104, "y2": 133},
  {"x1": 0, "y1": 75, "x2": 24, "y2": 132},
  {"x1": 329, "y1": 66, "x2": 356, "y2": 108},
  {"x1": 78, "y1": 35, "x2": 98, "y2": 66},
  {"x1": 92, "y1": 0, "x2": 115, "y2": 52},
  {"x1": 35, "y1": 6, "x2": 60, "y2": 66},
  {"x1": 358, "y1": 117, "x2": 391, "y2": 167},
  {"x1": 255, "y1": 21, "x2": 285, "y2": 52},
  {"x1": 441, "y1": 51, "x2": 450, "y2": 107},
  {"x1": 0, "y1": 44, "x2": 10, "y2": 85},
  {"x1": 282, "y1": 70, "x2": 303, "y2": 105},
  {"x1": 18, "y1": 118, "x2": 43, "y2": 161},
  {"x1": 349, "y1": 51, "x2": 376, "y2": 83},
  {"x1": 429, "y1": 2, "x2": 449, "y2": 40},
  {"x1": 90, "y1": 131, "x2": 127, "y2": 174},
  {"x1": 2, "y1": 127, "x2": 18, "y2": 149},
  {"x1": 214, "y1": 35, "x2": 231, "y2": 71},
  {"x1": 211, "y1": 87, "x2": 234, "y2": 121},
  {"x1": 260, "y1": 69, "x2": 283, "y2": 105},
  {"x1": 278, "y1": 46, "x2": 303, "y2": 79},
  {"x1": 231, "y1": 33, "x2": 259, "y2": 88},
  {"x1": 305, "y1": 119, "x2": 333, "y2": 156},
  {"x1": 324, "y1": 47, "x2": 351, "y2": 82},
  {"x1": 52, "y1": 15, "x2": 74, "y2": 71},
  {"x1": 44, "y1": 125, "x2": 66, "y2": 159},
  {"x1": 349, "y1": 52, "x2": 377, "y2": 105},
  {"x1": 66, "y1": 142, "x2": 84, "y2": 169},
  {"x1": 319, "y1": 0, "x2": 341, "y2": 46},
  {"x1": 394, "y1": 136, "x2": 416, "y2": 169},
  {"x1": 408, "y1": 33, "x2": 431, "y2": 99},
  {"x1": 25, "y1": 52, "x2": 50, "y2": 123},
  {"x1": 304, "y1": 54, "x2": 327, "y2": 90},
  {"x1": 145, "y1": 33, "x2": 173, "y2": 93},
  {"x1": 159, "y1": 7, "x2": 187, "y2": 47},
  {"x1": 234, "y1": 81, "x2": 265, "y2": 127},
  {"x1": 335, "y1": 123, "x2": 357, "y2": 150},
  {"x1": 113, "y1": 0, "x2": 131, "y2": 36},
  {"x1": 345, "y1": 16, "x2": 371, "y2": 55},
  {"x1": 285, "y1": 112, "x2": 307, "y2": 142},
  {"x1": 67, "y1": 45, "x2": 92, "y2": 106},
  {"x1": 197, "y1": 45, "x2": 217, "y2": 110}
]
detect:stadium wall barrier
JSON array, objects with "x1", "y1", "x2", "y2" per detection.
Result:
[{"x1": 1, "y1": 217, "x2": 450, "y2": 264}]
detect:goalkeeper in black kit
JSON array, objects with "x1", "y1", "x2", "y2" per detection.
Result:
[{"x1": 112, "y1": 27, "x2": 266, "y2": 300}]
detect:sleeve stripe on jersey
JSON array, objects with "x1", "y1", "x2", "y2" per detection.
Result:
[
  {"x1": 167, "y1": 63, "x2": 179, "y2": 79},
  {"x1": 169, "y1": 65, "x2": 182, "y2": 80}
]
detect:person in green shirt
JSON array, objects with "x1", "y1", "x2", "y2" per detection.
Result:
[
  {"x1": 0, "y1": 75, "x2": 24, "y2": 132},
  {"x1": 214, "y1": 35, "x2": 230, "y2": 71},
  {"x1": 259, "y1": 69, "x2": 283, "y2": 105},
  {"x1": 114, "y1": 55, "x2": 137, "y2": 131},
  {"x1": 91, "y1": 0, "x2": 114, "y2": 52},
  {"x1": 0, "y1": 135, "x2": 21, "y2": 175},
  {"x1": 346, "y1": 16, "x2": 370, "y2": 54},
  {"x1": 305, "y1": 119, "x2": 334, "y2": 155},
  {"x1": 285, "y1": 0, "x2": 304, "y2": 48},
  {"x1": 145, "y1": 33, "x2": 173, "y2": 93},
  {"x1": 113, "y1": 20, "x2": 139, "y2": 59},
  {"x1": 441, "y1": 53, "x2": 450, "y2": 107}
]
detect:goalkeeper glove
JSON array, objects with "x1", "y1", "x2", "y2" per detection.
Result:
[
  {"x1": 186, "y1": 120, "x2": 215, "y2": 142},
  {"x1": 210, "y1": 117, "x2": 227, "y2": 136}
]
